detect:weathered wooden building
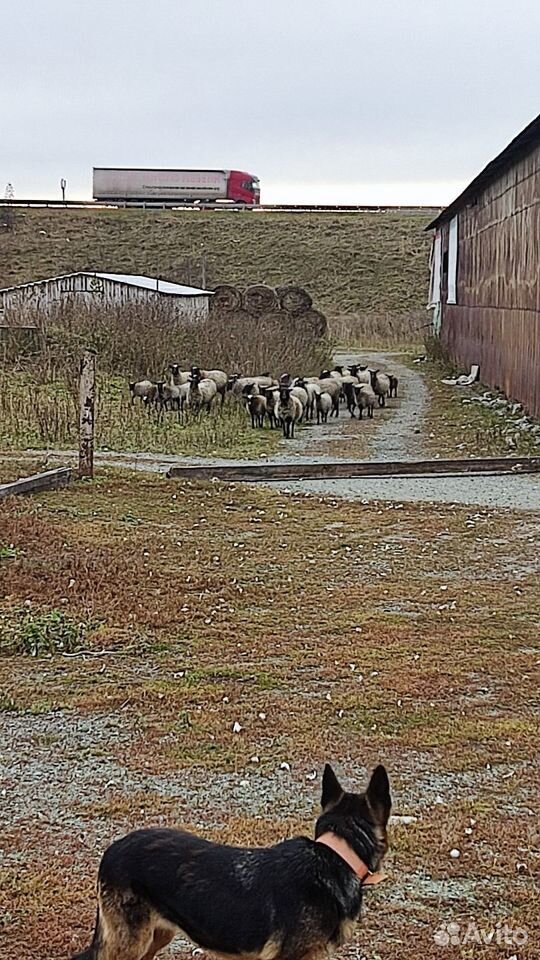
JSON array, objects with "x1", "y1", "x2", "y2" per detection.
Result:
[
  {"x1": 428, "y1": 114, "x2": 540, "y2": 418},
  {"x1": 0, "y1": 272, "x2": 211, "y2": 324}
]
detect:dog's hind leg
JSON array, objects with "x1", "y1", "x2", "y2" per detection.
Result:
[
  {"x1": 86, "y1": 888, "x2": 158, "y2": 960},
  {"x1": 140, "y1": 927, "x2": 176, "y2": 960}
]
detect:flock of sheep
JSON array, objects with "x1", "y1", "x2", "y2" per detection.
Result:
[{"x1": 128, "y1": 363, "x2": 399, "y2": 440}]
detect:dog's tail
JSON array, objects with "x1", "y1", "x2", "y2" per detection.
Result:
[{"x1": 70, "y1": 909, "x2": 99, "y2": 959}]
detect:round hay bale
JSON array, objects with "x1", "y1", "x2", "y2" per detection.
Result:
[
  {"x1": 301, "y1": 309, "x2": 328, "y2": 338},
  {"x1": 243, "y1": 284, "x2": 278, "y2": 316},
  {"x1": 278, "y1": 286, "x2": 313, "y2": 316},
  {"x1": 211, "y1": 285, "x2": 243, "y2": 312}
]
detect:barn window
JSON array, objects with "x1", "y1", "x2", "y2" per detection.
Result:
[
  {"x1": 428, "y1": 231, "x2": 442, "y2": 306},
  {"x1": 442, "y1": 250, "x2": 449, "y2": 275},
  {"x1": 447, "y1": 215, "x2": 458, "y2": 304}
]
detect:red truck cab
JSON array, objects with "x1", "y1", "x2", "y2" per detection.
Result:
[{"x1": 227, "y1": 171, "x2": 260, "y2": 204}]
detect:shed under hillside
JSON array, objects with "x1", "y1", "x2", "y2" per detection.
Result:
[{"x1": 0, "y1": 271, "x2": 211, "y2": 324}]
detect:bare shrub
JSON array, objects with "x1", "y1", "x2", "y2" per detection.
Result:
[
  {"x1": 0, "y1": 298, "x2": 330, "y2": 455},
  {"x1": 328, "y1": 310, "x2": 428, "y2": 349},
  {"x1": 5, "y1": 300, "x2": 330, "y2": 381}
]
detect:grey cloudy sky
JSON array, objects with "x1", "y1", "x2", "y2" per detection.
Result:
[{"x1": 3, "y1": 0, "x2": 540, "y2": 203}]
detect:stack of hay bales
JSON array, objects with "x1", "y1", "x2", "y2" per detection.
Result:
[{"x1": 210, "y1": 283, "x2": 328, "y2": 340}]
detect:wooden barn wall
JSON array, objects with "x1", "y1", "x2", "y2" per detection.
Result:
[{"x1": 440, "y1": 144, "x2": 540, "y2": 418}]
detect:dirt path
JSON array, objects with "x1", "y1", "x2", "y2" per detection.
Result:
[{"x1": 334, "y1": 350, "x2": 429, "y2": 461}]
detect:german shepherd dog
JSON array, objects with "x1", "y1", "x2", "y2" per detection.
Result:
[{"x1": 72, "y1": 764, "x2": 391, "y2": 960}]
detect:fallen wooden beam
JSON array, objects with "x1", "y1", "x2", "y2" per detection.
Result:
[
  {"x1": 0, "y1": 467, "x2": 72, "y2": 499},
  {"x1": 166, "y1": 456, "x2": 540, "y2": 483}
]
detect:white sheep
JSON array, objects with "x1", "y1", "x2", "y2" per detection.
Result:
[
  {"x1": 354, "y1": 383, "x2": 376, "y2": 419},
  {"x1": 128, "y1": 379, "x2": 157, "y2": 406},
  {"x1": 316, "y1": 391, "x2": 332, "y2": 423},
  {"x1": 370, "y1": 370, "x2": 391, "y2": 407},
  {"x1": 169, "y1": 364, "x2": 190, "y2": 386},
  {"x1": 317, "y1": 377, "x2": 341, "y2": 417},
  {"x1": 189, "y1": 374, "x2": 218, "y2": 411},
  {"x1": 192, "y1": 367, "x2": 228, "y2": 404},
  {"x1": 277, "y1": 386, "x2": 303, "y2": 438}
]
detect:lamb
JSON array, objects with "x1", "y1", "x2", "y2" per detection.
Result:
[
  {"x1": 155, "y1": 380, "x2": 189, "y2": 418},
  {"x1": 192, "y1": 367, "x2": 228, "y2": 405},
  {"x1": 354, "y1": 383, "x2": 376, "y2": 420},
  {"x1": 370, "y1": 370, "x2": 391, "y2": 407},
  {"x1": 317, "y1": 377, "x2": 341, "y2": 417},
  {"x1": 389, "y1": 375, "x2": 399, "y2": 398},
  {"x1": 277, "y1": 386, "x2": 303, "y2": 439},
  {"x1": 189, "y1": 372, "x2": 218, "y2": 411},
  {"x1": 303, "y1": 380, "x2": 321, "y2": 419},
  {"x1": 246, "y1": 393, "x2": 267, "y2": 428},
  {"x1": 341, "y1": 375, "x2": 360, "y2": 417},
  {"x1": 128, "y1": 379, "x2": 157, "y2": 406},
  {"x1": 262, "y1": 387, "x2": 279, "y2": 429},
  {"x1": 316, "y1": 391, "x2": 332, "y2": 424}
]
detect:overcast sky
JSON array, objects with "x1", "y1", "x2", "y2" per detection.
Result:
[{"x1": 3, "y1": 0, "x2": 540, "y2": 204}]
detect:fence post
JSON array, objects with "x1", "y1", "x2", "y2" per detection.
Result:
[{"x1": 79, "y1": 348, "x2": 96, "y2": 478}]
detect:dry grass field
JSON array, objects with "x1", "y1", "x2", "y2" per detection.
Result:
[
  {"x1": 1, "y1": 474, "x2": 539, "y2": 960},
  {"x1": 0, "y1": 208, "x2": 431, "y2": 318}
]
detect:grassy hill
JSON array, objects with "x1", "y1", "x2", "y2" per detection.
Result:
[{"x1": 0, "y1": 207, "x2": 432, "y2": 317}]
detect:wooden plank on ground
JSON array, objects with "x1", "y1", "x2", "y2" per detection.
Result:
[
  {"x1": 0, "y1": 467, "x2": 72, "y2": 499},
  {"x1": 166, "y1": 456, "x2": 540, "y2": 483}
]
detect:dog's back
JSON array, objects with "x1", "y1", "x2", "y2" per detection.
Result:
[{"x1": 72, "y1": 765, "x2": 391, "y2": 960}]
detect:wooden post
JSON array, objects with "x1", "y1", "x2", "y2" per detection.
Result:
[{"x1": 79, "y1": 349, "x2": 96, "y2": 479}]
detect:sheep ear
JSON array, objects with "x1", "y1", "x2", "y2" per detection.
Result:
[
  {"x1": 366, "y1": 765, "x2": 391, "y2": 825},
  {"x1": 321, "y1": 764, "x2": 344, "y2": 810}
]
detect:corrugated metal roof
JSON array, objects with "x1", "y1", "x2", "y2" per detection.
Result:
[
  {"x1": 93, "y1": 273, "x2": 210, "y2": 296},
  {"x1": 427, "y1": 112, "x2": 540, "y2": 230},
  {"x1": 0, "y1": 272, "x2": 211, "y2": 297}
]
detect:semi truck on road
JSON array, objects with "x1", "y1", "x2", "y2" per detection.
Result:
[{"x1": 92, "y1": 168, "x2": 260, "y2": 206}]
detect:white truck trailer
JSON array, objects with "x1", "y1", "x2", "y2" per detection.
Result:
[{"x1": 92, "y1": 168, "x2": 260, "y2": 205}]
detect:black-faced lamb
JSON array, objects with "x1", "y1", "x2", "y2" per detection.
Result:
[
  {"x1": 316, "y1": 391, "x2": 332, "y2": 423},
  {"x1": 277, "y1": 386, "x2": 303, "y2": 438},
  {"x1": 354, "y1": 383, "x2": 376, "y2": 419},
  {"x1": 246, "y1": 393, "x2": 267, "y2": 428}
]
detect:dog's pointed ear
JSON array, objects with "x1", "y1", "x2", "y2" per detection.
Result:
[
  {"x1": 366, "y1": 764, "x2": 391, "y2": 825},
  {"x1": 321, "y1": 764, "x2": 344, "y2": 810}
]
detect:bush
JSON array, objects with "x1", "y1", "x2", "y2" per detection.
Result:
[{"x1": 0, "y1": 607, "x2": 96, "y2": 657}]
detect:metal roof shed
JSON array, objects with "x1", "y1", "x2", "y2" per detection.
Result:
[{"x1": 0, "y1": 272, "x2": 212, "y2": 323}]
